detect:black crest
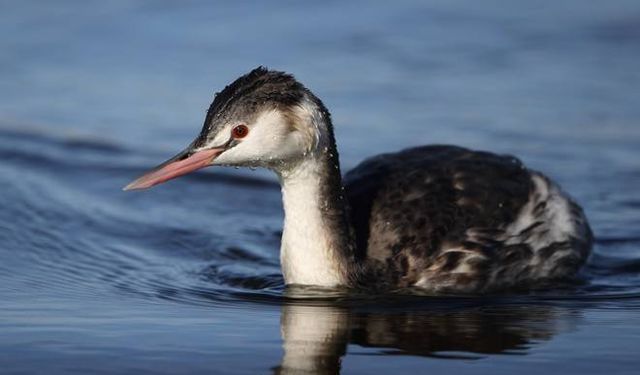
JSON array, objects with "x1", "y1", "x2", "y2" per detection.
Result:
[
  {"x1": 193, "y1": 67, "x2": 312, "y2": 147},
  {"x1": 207, "y1": 67, "x2": 307, "y2": 121}
]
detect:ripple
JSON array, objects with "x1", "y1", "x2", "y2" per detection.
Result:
[{"x1": 1, "y1": 126, "x2": 640, "y2": 313}]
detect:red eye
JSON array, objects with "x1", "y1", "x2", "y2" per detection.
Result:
[{"x1": 232, "y1": 124, "x2": 249, "y2": 139}]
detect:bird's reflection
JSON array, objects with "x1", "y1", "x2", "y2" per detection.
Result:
[{"x1": 274, "y1": 298, "x2": 580, "y2": 374}]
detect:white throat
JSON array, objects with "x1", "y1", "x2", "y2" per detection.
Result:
[
  {"x1": 276, "y1": 97, "x2": 352, "y2": 287},
  {"x1": 278, "y1": 157, "x2": 347, "y2": 286}
]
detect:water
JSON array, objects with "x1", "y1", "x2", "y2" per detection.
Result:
[{"x1": 1, "y1": 1, "x2": 640, "y2": 374}]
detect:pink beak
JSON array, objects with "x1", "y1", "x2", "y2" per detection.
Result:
[{"x1": 123, "y1": 148, "x2": 225, "y2": 191}]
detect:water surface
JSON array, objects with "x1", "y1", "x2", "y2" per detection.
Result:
[{"x1": 1, "y1": 1, "x2": 640, "y2": 374}]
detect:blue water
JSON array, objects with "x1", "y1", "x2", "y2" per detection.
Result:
[{"x1": 1, "y1": 1, "x2": 640, "y2": 374}]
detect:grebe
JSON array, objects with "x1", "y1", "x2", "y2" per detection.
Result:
[{"x1": 125, "y1": 67, "x2": 593, "y2": 293}]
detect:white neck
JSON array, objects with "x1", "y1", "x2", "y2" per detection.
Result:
[
  {"x1": 278, "y1": 156, "x2": 349, "y2": 286},
  {"x1": 275, "y1": 96, "x2": 356, "y2": 287}
]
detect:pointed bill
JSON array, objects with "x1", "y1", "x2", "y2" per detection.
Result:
[{"x1": 123, "y1": 148, "x2": 224, "y2": 191}]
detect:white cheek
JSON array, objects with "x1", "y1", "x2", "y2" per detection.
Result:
[
  {"x1": 212, "y1": 110, "x2": 307, "y2": 167},
  {"x1": 215, "y1": 130, "x2": 304, "y2": 166}
]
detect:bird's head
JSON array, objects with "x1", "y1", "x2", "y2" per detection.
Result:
[{"x1": 124, "y1": 67, "x2": 329, "y2": 191}]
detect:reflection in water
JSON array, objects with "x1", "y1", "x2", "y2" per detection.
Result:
[{"x1": 275, "y1": 302, "x2": 579, "y2": 374}]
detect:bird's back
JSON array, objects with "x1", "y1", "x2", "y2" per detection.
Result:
[{"x1": 344, "y1": 145, "x2": 592, "y2": 292}]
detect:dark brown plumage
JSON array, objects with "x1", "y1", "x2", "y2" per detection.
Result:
[
  {"x1": 127, "y1": 67, "x2": 594, "y2": 292},
  {"x1": 344, "y1": 145, "x2": 592, "y2": 291}
]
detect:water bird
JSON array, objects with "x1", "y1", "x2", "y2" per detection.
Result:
[{"x1": 125, "y1": 67, "x2": 593, "y2": 293}]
